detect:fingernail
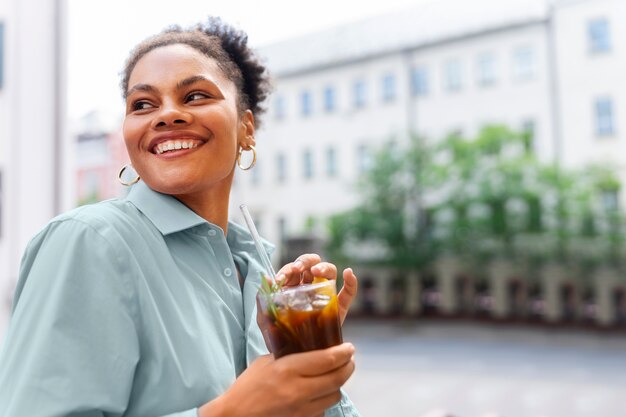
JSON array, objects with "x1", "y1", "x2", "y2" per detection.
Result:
[{"x1": 276, "y1": 274, "x2": 286, "y2": 283}]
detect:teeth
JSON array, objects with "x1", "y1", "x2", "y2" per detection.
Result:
[{"x1": 155, "y1": 140, "x2": 199, "y2": 155}]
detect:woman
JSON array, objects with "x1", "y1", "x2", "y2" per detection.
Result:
[{"x1": 0, "y1": 17, "x2": 361, "y2": 417}]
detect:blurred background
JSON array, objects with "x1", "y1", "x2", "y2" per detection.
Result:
[{"x1": 1, "y1": 0, "x2": 626, "y2": 416}]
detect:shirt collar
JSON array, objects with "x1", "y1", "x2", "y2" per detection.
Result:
[
  {"x1": 227, "y1": 221, "x2": 275, "y2": 257},
  {"x1": 125, "y1": 181, "x2": 275, "y2": 255},
  {"x1": 125, "y1": 180, "x2": 208, "y2": 235}
]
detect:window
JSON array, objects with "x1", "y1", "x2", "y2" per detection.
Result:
[
  {"x1": 411, "y1": 66, "x2": 429, "y2": 96},
  {"x1": 326, "y1": 147, "x2": 337, "y2": 177},
  {"x1": 303, "y1": 149, "x2": 314, "y2": 179},
  {"x1": 588, "y1": 18, "x2": 611, "y2": 53},
  {"x1": 476, "y1": 53, "x2": 496, "y2": 86},
  {"x1": 382, "y1": 73, "x2": 396, "y2": 102},
  {"x1": 323, "y1": 86, "x2": 336, "y2": 112},
  {"x1": 594, "y1": 97, "x2": 615, "y2": 136},
  {"x1": 444, "y1": 60, "x2": 462, "y2": 92},
  {"x1": 353, "y1": 79, "x2": 367, "y2": 108},
  {"x1": 300, "y1": 90, "x2": 312, "y2": 116},
  {"x1": 273, "y1": 95, "x2": 286, "y2": 120},
  {"x1": 513, "y1": 46, "x2": 534, "y2": 80},
  {"x1": 602, "y1": 190, "x2": 619, "y2": 212},
  {"x1": 276, "y1": 153, "x2": 287, "y2": 183},
  {"x1": 357, "y1": 144, "x2": 371, "y2": 174}
]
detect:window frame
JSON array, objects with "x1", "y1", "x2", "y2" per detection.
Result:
[
  {"x1": 587, "y1": 18, "x2": 611, "y2": 54},
  {"x1": 594, "y1": 97, "x2": 615, "y2": 137}
]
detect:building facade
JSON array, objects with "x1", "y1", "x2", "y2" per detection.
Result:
[
  {"x1": 0, "y1": 0, "x2": 71, "y2": 339},
  {"x1": 232, "y1": 0, "x2": 624, "y2": 266}
]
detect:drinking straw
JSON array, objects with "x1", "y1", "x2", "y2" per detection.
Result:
[{"x1": 239, "y1": 204, "x2": 277, "y2": 283}]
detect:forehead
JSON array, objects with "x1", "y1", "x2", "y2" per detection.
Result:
[{"x1": 127, "y1": 44, "x2": 232, "y2": 91}]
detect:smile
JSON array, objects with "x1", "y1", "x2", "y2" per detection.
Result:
[{"x1": 153, "y1": 139, "x2": 202, "y2": 155}]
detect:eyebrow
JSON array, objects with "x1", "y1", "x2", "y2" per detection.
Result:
[
  {"x1": 176, "y1": 75, "x2": 214, "y2": 90},
  {"x1": 125, "y1": 83, "x2": 157, "y2": 98},
  {"x1": 126, "y1": 75, "x2": 217, "y2": 98}
]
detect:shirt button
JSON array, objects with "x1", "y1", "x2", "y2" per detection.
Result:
[
  {"x1": 223, "y1": 268, "x2": 233, "y2": 277},
  {"x1": 208, "y1": 229, "x2": 217, "y2": 237}
]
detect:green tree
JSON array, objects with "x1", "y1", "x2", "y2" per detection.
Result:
[{"x1": 327, "y1": 125, "x2": 623, "y2": 271}]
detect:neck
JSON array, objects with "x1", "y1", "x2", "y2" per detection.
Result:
[{"x1": 174, "y1": 177, "x2": 234, "y2": 235}]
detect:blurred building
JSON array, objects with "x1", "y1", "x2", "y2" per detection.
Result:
[
  {"x1": 233, "y1": 0, "x2": 625, "y2": 266},
  {"x1": 0, "y1": 0, "x2": 72, "y2": 338},
  {"x1": 74, "y1": 110, "x2": 129, "y2": 204}
]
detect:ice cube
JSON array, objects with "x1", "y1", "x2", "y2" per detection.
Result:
[
  {"x1": 284, "y1": 290, "x2": 314, "y2": 311},
  {"x1": 311, "y1": 294, "x2": 331, "y2": 309}
]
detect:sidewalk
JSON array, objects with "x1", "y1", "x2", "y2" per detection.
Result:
[{"x1": 341, "y1": 318, "x2": 626, "y2": 417}]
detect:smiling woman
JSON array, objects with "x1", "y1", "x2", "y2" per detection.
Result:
[
  {"x1": 123, "y1": 44, "x2": 250, "y2": 223},
  {"x1": 0, "y1": 17, "x2": 361, "y2": 417}
]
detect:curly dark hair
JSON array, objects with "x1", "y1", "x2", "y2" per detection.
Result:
[{"x1": 120, "y1": 16, "x2": 271, "y2": 126}]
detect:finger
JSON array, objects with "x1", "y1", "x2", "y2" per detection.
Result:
[
  {"x1": 295, "y1": 254, "x2": 323, "y2": 284},
  {"x1": 275, "y1": 263, "x2": 302, "y2": 286},
  {"x1": 282, "y1": 343, "x2": 355, "y2": 377},
  {"x1": 310, "y1": 262, "x2": 337, "y2": 281},
  {"x1": 338, "y1": 268, "x2": 358, "y2": 325},
  {"x1": 303, "y1": 357, "x2": 355, "y2": 399},
  {"x1": 292, "y1": 254, "x2": 322, "y2": 274},
  {"x1": 301, "y1": 269, "x2": 314, "y2": 284},
  {"x1": 280, "y1": 254, "x2": 323, "y2": 286}
]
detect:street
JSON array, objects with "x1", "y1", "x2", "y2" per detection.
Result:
[{"x1": 341, "y1": 319, "x2": 626, "y2": 417}]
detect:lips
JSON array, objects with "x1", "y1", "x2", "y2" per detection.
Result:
[{"x1": 148, "y1": 133, "x2": 206, "y2": 155}]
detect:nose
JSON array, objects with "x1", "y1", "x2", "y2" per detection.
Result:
[{"x1": 152, "y1": 102, "x2": 192, "y2": 128}]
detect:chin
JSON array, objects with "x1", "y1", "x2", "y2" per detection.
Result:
[{"x1": 142, "y1": 176, "x2": 197, "y2": 195}]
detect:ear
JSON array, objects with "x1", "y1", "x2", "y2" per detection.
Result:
[{"x1": 239, "y1": 110, "x2": 256, "y2": 149}]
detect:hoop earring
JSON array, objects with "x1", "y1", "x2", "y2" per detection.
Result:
[
  {"x1": 118, "y1": 164, "x2": 140, "y2": 186},
  {"x1": 237, "y1": 145, "x2": 257, "y2": 170}
]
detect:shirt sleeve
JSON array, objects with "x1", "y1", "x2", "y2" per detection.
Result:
[
  {"x1": 0, "y1": 218, "x2": 142, "y2": 417},
  {"x1": 324, "y1": 389, "x2": 363, "y2": 417}
]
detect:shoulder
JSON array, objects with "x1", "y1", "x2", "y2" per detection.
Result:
[
  {"x1": 54, "y1": 198, "x2": 139, "y2": 231},
  {"x1": 27, "y1": 198, "x2": 150, "y2": 253},
  {"x1": 15, "y1": 200, "x2": 144, "y2": 311}
]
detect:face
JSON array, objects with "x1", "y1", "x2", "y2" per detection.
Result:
[{"x1": 123, "y1": 44, "x2": 255, "y2": 199}]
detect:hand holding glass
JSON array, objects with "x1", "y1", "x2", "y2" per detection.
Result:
[{"x1": 239, "y1": 204, "x2": 343, "y2": 358}]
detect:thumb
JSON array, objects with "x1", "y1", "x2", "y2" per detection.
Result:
[{"x1": 338, "y1": 268, "x2": 358, "y2": 324}]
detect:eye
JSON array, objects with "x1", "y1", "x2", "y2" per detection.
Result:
[
  {"x1": 185, "y1": 92, "x2": 210, "y2": 103},
  {"x1": 132, "y1": 100, "x2": 155, "y2": 111}
]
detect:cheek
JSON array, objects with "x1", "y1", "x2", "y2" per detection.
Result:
[{"x1": 122, "y1": 119, "x2": 143, "y2": 150}]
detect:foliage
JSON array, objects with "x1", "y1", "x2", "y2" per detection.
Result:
[{"x1": 327, "y1": 125, "x2": 624, "y2": 271}]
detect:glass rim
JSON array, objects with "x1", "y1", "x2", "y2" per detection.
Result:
[{"x1": 277, "y1": 279, "x2": 336, "y2": 296}]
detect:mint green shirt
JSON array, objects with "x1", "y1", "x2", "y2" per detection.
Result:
[{"x1": 0, "y1": 181, "x2": 360, "y2": 417}]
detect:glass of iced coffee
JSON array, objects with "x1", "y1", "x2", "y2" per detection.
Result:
[{"x1": 258, "y1": 278, "x2": 343, "y2": 358}]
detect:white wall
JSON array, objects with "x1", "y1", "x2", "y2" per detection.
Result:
[
  {"x1": 233, "y1": 20, "x2": 559, "y2": 260},
  {"x1": 554, "y1": 0, "x2": 626, "y2": 176},
  {"x1": 0, "y1": 0, "x2": 70, "y2": 341},
  {"x1": 410, "y1": 23, "x2": 555, "y2": 161}
]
